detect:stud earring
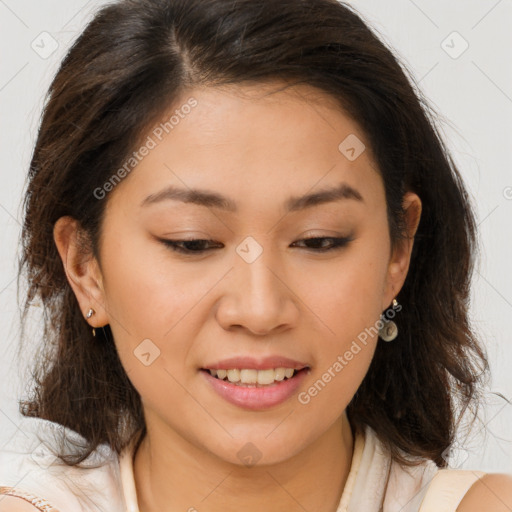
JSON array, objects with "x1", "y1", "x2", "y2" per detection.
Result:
[
  {"x1": 379, "y1": 299, "x2": 399, "y2": 342},
  {"x1": 86, "y1": 308, "x2": 97, "y2": 336}
]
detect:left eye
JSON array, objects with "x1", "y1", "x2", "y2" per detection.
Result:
[
  {"x1": 160, "y1": 236, "x2": 353, "y2": 254},
  {"x1": 291, "y1": 236, "x2": 353, "y2": 251}
]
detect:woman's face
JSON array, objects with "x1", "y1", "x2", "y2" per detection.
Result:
[{"x1": 64, "y1": 82, "x2": 420, "y2": 466}]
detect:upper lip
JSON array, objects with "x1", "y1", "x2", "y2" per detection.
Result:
[{"x1": 203, "y1": 356, "x2": 309, "y2": 371}]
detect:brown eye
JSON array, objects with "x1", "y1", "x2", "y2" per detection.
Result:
[
  {"x1": 160, "y1": 239, "x2": 223, "y2": 254},
  {"x1": 159, "y1": 236, "x2": 353, "y2": 256},
  {"x1": 291, "y1": 236, "x2": 353, "y2": 251}
]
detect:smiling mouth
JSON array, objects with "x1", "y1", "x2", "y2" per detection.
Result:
[{"x1": 200, "y1": 367, "x2": 309, "y2": 387}]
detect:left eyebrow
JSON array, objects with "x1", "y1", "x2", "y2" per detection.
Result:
[
  {"x1": 285, "y1": 182, "x2": 364, "y2": 212},
  {"x1": 140, "y1": 181, "x2": 364, "y2": 212}
]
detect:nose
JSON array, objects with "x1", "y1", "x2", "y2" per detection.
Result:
[{"x1": 215, "y1": 247, "x2": 300, "y2": 336}]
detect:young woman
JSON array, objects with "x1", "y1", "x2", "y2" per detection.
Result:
[{"x1": 1, "y1": 0, "x2": 511, "y2": 511}]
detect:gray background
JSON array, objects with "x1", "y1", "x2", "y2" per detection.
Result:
[{"x1": 1, "y1": 0, "x2": 511, "y2": 472}]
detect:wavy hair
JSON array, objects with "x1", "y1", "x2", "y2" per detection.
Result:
[{"x1": 17, "y1": 0, "x2": 489, "y2": 467}]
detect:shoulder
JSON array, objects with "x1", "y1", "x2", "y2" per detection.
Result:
[{"x1": 457, "y1": 472, "x2": 512, "y2": 512}]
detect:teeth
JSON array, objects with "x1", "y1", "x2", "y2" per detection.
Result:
[
  {"x1": 240, "y1": 369, "x2": 258, "y2": 384},
  {"x1": 227, "y1": 369, "x2": 240, "y2": 383},
  {"x1": 256, "y1": 369, "x2": 274, "y2": 385},
  {"x1": 284, "y1": 368, "x2": 294, "y2": 379},
  {"x1": 274, "y1": 368, "x2": 286, "y2": 381},
  {"x1": 208, "y1": 367, "x2": 299, "y2": 384}
]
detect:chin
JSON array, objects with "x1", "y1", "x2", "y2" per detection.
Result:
[{"x1": 207, "y1": 434, "x2": 306, "y2": 468}]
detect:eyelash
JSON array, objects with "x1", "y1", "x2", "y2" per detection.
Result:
[{"x1": 160, "y1": 236, "x2": 353, "y2": 255}]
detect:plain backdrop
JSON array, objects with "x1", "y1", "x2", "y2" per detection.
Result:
[{"x1": 1, "y1": 0, "x2": 511, "y2": 472}]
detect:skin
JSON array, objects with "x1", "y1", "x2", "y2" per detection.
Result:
[
  {"x1": 52, "y1": 81, "x2": 425, "y2": 512},
  {"x1": 458, "y1": 473, "x2": 512, "y2": 511}
]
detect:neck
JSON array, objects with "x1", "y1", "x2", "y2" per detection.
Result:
[{"x1": 133, "y1": 411, "x2": 355, "y2": 512}]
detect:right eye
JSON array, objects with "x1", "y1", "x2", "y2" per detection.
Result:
[{"x1": 159, "y1": 238, "x2": 223, "y2": 254}]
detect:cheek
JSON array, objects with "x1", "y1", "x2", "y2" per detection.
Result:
[
  {"x1": 298, "y1": 247, "x2": 389, "y2": 341},
  {"x1": 99, "y1": 228, "x2": 208, "y2": 333},
  {"x1": 98, "y1": 232, "x2": 211, "y2": 390},
  {"x1": 294, "y1": 236, "x2": 387, "y2": 408},
  {"x1": 297, "y1": 316, "x2": 378, "y2": 427}
]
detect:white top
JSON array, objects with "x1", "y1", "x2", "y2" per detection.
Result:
[{"x1": 0, "y1": 416, "x2": 446, "y2": 511}]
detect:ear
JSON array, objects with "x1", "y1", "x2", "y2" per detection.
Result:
[
  {"x1": 53, "y1": 216, "x2": 109, "y2": 329},
  {"x1": 382, "y1": 191, "x2": 422, "y2": 310}
]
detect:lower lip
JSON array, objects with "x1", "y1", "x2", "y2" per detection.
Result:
[{"x1": 201, "y1": 369, "x2": 309, "y2": 411}]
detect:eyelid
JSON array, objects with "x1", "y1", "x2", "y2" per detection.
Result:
[{"x1": 299, "y1": 228, "x2": 349, "y2": 238}]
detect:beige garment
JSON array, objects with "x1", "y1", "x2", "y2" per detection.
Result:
[
  {"x1": 0, "y1": 417, "x2": 125, "y2": 512},
  {"x1": 0, "y1": 417, "x2": 484, "y2": 512},
  {"x1": 418, "y1": 469, "x2": 486, "y2": 512},
  {"x1": 118, "y1": 423, "x2": 443, "y2": 512}
]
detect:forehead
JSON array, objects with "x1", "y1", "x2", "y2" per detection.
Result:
[{"x1": 104, "y1": 81, "x2": 383, "y2": 216}]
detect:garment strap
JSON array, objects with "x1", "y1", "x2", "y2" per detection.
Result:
[
  {"x1": 418, "y1": 469, "x2": 486, "y2": 512},
  {"x1": 0, "y1": 486, "x2": 61, "y2": 511}
]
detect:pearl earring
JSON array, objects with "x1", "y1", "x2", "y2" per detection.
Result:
[
  {"x1": 86, "y1": 308, "x2": 96, "y2": 336},
  {"x1": 379, "y1": 299, "x2": 399, "y2": 342}
]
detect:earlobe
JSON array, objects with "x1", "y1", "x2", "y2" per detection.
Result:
[{"x1": 53, "y1": 216, "x2": 108, "y2": 328}]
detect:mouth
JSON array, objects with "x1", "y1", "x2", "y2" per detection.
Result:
[
  {"x1": 200, "y1": 367, "x2": 309, "y2": 387},
  {"x1": 200, "y1": 366, "x2": 310, "y2": 410}
]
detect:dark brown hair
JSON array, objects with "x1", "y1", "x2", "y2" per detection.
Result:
[{"x1": 18, "y1": 0, "x2": 490, "y2": 467}]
